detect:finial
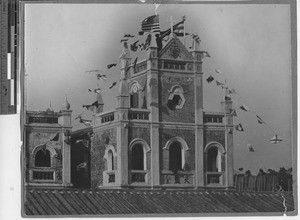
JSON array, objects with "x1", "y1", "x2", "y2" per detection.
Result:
[
  {"x1": 49, "y1": 101, "x2": 54, "y2": 111},
  {"x1": 62, "y1": 94, "x2": 71, "y2": 110},
  {"x1": 168, "y1": 16, "x2": 176, "y2": 35},
  {"x1": 46, "y1": 101, "x2": 54, "y2": 113},
  {"x1": 154, "y1": 3, "x2": 161, "y2": 16}
]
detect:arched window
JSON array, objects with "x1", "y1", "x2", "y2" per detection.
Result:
[
  {"x1": 35, "y1": 149, "x2": 51, "y2": 167},
  {"x1": 204, "y1": 142, "x2": 225, "y2": 173},
  {"x1": 130, "y1": 82, "x2": 140, "y2": 108},
  {"x1": 104, "y1": 145, "x2": 117, "y2": 171},
  {"x1": 169, "y1": 142, "x2": 182, "y2": 171},
  {"x1": 107, "y1": 150, "x2": 114, "y2": 170},
  {"x1": 131, "y1": 144, "x2": 144, "y2": 170},
  {"x1": 207, "y1": 147, "x2": 219, "y2": 172}
]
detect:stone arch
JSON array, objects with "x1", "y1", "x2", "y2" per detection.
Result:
[
  {"x1": 204, "y1": 141, "x2": 225, "y2": 154},
  {"x1": 32, "y1": 143, "x2": 57, "y2": 157},
  {"x1": 129, "y1": 81, "x2": 141, "y2": 108},
  {"x1": 163, "y1": 137, "x2": 189, "y2": 170},
  {"x1": 31, "y1": 143, "x2": 57, "y2": 168},
  {"x1": 204, "y1": 142, "x2": 226, "y2": 173}
]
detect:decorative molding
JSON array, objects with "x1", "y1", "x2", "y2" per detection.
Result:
[
  {"x1": 204, "y1": 141, "x2": 226, "y2": 154},
  {"x1": 163, "y1": 137, "x2": 189, "y2": 151},
  {"x1": 129, "y1": 138, "x2": 151, "y2": 152},
  {"x1": 161, "y1": 73, "x2": 194, "y2": 85},
  {"x1": 159, "y1": 38, "x2": 194, "y2": 61}
]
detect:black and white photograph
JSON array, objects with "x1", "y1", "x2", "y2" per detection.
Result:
[{"x1": 0, "y1": 0, "x2": 297, "y2": 218}]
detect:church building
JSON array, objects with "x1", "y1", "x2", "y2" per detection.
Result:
[
  {"x1": 23, "y1": 14, "x2": 295, "y2": 216},
  {"x1": 89, "y1": 31, "x2": 234, "y2": 189}
]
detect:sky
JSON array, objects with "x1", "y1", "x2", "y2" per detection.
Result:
[{"x1": 24, "y1": 2, "x2": 293, "y2": 174}]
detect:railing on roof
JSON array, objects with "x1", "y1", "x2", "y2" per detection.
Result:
[
  {"x1": 203, "y1": 114, "x2": 224, "y2": 124},
  {"x1": 101, "y1": 112, "x2": 115, "y2": 123},
  {"x1": 31, "y1": 169, "x2": 55, "y2": 181},
  {"x1": 128, "y1": 109, "x2": 150, "y2": 120},
  {"x1": 134, "y1": 60, "x2": 147, "y2": 73}
]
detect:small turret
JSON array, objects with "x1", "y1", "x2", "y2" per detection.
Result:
[{"x1": 62, "y1": 96, "x2": 71, "y2": 110}]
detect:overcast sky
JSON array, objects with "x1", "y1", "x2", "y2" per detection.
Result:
[{"x1": 24, "y1": 2, "x2": 292, "y2": 173}]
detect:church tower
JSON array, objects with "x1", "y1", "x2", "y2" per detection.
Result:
[{"x1": 90, "y1": 17, "x2": 234, "y2": 190}]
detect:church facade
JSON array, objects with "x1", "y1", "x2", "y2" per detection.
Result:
[
  {"x1": 23, "y1": 33, "x2": 234, "y2": 190},
  {"x1": 89, "y1": 33, "x2": 234, "y2": 189}
]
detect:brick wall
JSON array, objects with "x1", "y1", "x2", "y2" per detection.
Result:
[
  {"x1": 91, "y1": 128, "x2": 117, "y2": 188},
  {"x1": 128, "y1": 126, "x2": 150, "y2": 145},
  {"x1": 159, "y1": 73, "x2": 195, "y2": 123},
  {"x1": 204, "y1": 130, "x2": 225, "y2": 148}
]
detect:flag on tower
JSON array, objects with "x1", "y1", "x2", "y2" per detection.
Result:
[
  {"x1": 130, "y1": 40, "x2": 139, "y2": 52},
  {"x1": 120, "y1": 38, "x2": 129, "y2": 43},
  {"x1": 235, "y1": 123, "x2": 244, "y2": 131},
  {"x1": 107, "y1": 63, "x2": 117, "y2": 69},
  {"x1": 201, "y1": 51, "x2": 211, "y2": 58},
  {"x1": 270, "y1": 135, "x2": 282, "y2": 144},
  {"x1": 191, "y1": 33, "x2": 201, "y2": 43},
  {"x1": 160, "y1": 17, "x2": 186, "y2": 39},
  {"x1": 240, "y1": 105, "x2": 250, "y2": 112},
  {"x1": 141, "y1": 15, "x2": 160, "y2": 33},
  {"x1": 206, "y1": 76, "x2": 214, "y2": 83},
  {"x1": 216, "y1": 80, "x2": 224, "y2": 86},
  {"x1": 96, "y1": 74, "x2": 107, "y2": 81},
  {"x1": 256, "y1": 115, "x2": 265, "y2": 124},
  {"x1": 109, "y1": 81, "x2": 117, "y2": 89},
  {"x1": 173, "y1": 17, "x2": 185, "y2": 37}
]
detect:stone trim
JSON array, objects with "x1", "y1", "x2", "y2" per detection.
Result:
[{"x1": 204, "y1": 141, "x2": 226, "y2": 154}]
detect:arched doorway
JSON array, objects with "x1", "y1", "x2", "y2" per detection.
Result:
[
  {"x1": 169, "y1": 141, "x2": 182, "y2": 171},
  {"x1": 207, "y1": 147, "x2": 219, "y2": 172},
  {"x1": 131, "y1": 143, "x2": 144, "y2": 170}
]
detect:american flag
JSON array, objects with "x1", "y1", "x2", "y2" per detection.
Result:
[{"x1": 141, "y1": 15, "x2": 160, "y2": 33}]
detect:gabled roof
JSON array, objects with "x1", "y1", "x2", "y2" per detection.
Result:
[
  {"x1": 24, "y1": 188, "x2": 294, "y2": 216},
  {"x1": 159, "y1": 35, "x2": 194, "y2": 61}
]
